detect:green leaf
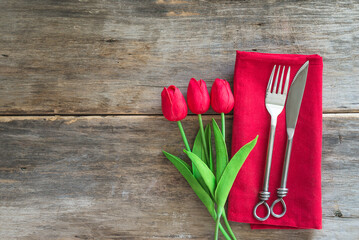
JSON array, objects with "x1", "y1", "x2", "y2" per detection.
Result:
[
  {"x1": 184, "y1": 150, "x2": 216, "y2": 197},
  {"x1": 192, "y1": 129, "x2": 209, "y2": 192},
  {"x1": 212, "y1": 119, "x2": 228, "y2": 181},
  {"x1": 205, "y1": 124, "x2": 213, "y2": 172},
  {"x1": 214, "y1": 136, "x2": 258, "y2": 208},
  {"x1": 192, "y1": 129, "x2": 207, "y2": 166},
  {"x1": 162, "y1": 151, "x2": 216, "y2": 218}
]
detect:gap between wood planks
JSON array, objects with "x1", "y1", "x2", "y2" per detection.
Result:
[
  {"x1": 0, "y1": 113, "x2": 357, "y2": 123},
  {"x1": 0, "y1": 111, "x2": 357, "y2": 117}
]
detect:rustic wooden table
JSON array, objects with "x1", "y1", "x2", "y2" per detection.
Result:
[{"x1": 0, "y1": 0, "x2": 358, "y2": 239}]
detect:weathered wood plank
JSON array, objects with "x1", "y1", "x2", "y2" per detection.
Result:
[
  {"x1": 0, "y1": 114, "x2": 358, "y2": 239},
  {"x1": 0, "y1": 0, "x2": 358, "y2": 115}
]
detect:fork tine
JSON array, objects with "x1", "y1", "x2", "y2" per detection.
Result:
[
  {"x1": 283, "y1": 66, "x2": 291, "y2": 95},
  {"x1": 272, "y1": 65, "x2": 281, "y2": 93},
  {"x1": 278, "y1": 66, "x2": 285, "y2": 94},
  {"x1": 267, "y1": 65, "x2": 276, "y2": 91}
]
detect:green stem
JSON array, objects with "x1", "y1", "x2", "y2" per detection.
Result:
[
  {"x1": 198, "y1": 114, "x2": 212, "y2": 171},
  {"x1": 214, "y1": 207, "x2": 223, "y2": 240},
  {"x1": 211, "y1": 211, "x2": 232, "y2": 240},
  {"x1": 177, "y1": 121, "x2": 190, "y2": 152},
  {"x1": 222, "y1": 211, "x2": 237, "y2": 240},
  {"x1": 219, "y1": 223, "x2": 232, "y2": 240},
  {"x1": 221, "y1": 112, "x2": 225, "y2": 141},
  {"x1": 214, "y1": 219, "x2": 220, "y2": 240}
]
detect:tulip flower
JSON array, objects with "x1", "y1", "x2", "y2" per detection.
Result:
[
  {"x1": 210, "y1": 78, "x2": 234, "y2": 114},
  {"x1": 187, "y1": 78, "x2": 210, "y2": 114},
  {"x1": 210, "y1": 79, "x2": 234, "y2": 140},
  {"x1": 161, "y1": 85, "x2": 191, "y2": 152},
  {"x1": 161, "y1": 85, "x2": 188, "y2": 122},
  {"x1": 187, "y1": 78, "x2": 212, "y2": 171}
]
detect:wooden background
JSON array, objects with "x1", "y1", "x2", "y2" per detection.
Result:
[{"x1": 0, "y1": 0, "x2": 358, "y2": 239}]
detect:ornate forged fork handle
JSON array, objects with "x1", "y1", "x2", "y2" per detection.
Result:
[
  {"x1": 253, "y1": 123, "x2": 276, "y2": 221},
  {"x1": 253, "y1": 192, "x2": 271, "y2": 221}
]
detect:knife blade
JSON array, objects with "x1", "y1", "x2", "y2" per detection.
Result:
[{"x1": 286, "y1": 61, "x2": 309, "y2": 138}]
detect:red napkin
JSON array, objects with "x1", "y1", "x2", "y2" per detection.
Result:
[{"x1": 227, "y1": 51, "x2": 323, "y2": 229}]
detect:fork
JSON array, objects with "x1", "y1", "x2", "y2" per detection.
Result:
[{"x1": 253, "y1": 65, "x2": 291, "y2": 221}]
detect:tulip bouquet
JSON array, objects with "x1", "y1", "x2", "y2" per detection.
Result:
[{"x1": 161, "y1": 78, "x2": 258, "y2": 240}]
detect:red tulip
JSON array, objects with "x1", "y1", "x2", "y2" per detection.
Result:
[
  {"x1": 161, "y1": 85, "x2": 188, "y2": 121},
  {"x1": 210, "y1": 78, "x2": 234, "y2": 114},
  {"x1": 187, "y1": 78, "x2": 210, "y2": 114}
]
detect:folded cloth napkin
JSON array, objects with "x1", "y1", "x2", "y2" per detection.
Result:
[{"x1": 227, "y1": 51, "x2": 323, "y2": 229}]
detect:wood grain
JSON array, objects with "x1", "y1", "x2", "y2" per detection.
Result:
[
  {"x1": 0, "y1": 0, "x2": 358, "y2": 239},
  {"x1": 0, "y1": 114, "x2": 358, "y2": 239},
  {"x1": 0, "y1": 0, "x2": 358, "y2": 115}
]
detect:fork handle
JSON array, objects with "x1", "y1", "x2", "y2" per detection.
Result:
[
  {"x1": 253, "y1": 121, "x2": 276, "y2": 221},
  {"x1": 263, "y1": 121, "x2": 277, "y2": 192}
]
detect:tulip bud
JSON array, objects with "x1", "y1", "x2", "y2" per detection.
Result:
[
  {"x1": 187, "y1": 78, "x2": 210, "y2": 114},
  {"x1": 210, "y1": 78, "x2": 234, "y2": 114},
  {"x1": 161, "y1": 85, "x2": 188, "y2": 121}
]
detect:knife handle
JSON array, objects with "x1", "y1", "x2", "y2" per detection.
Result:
[
  {"x1": 270, "y1": 137, "x2": 293, "y2": 218},
  {"x1": 270, "y1": 196, "x2": 287, "y2": 218},
  {"x1": 281, "y1": 137, "x2": 293, "y2": 188}
]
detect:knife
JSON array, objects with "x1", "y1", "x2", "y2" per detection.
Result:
[{"x1": 270, "y1": 60, "x2": 309, "y2": 218}]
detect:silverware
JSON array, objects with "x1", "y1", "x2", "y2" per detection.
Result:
[
  {"x1": 270, "y1": 61, "x2": 309, "y2": 218},
  {"x1": 253, "y1": 65, "x2": 291, "y2": 221}
]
